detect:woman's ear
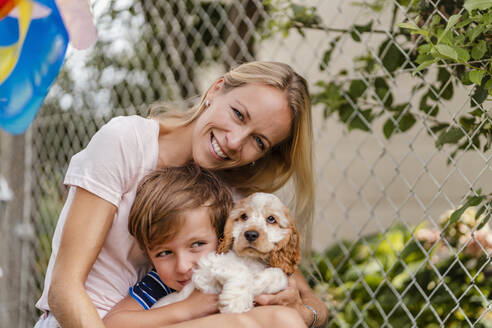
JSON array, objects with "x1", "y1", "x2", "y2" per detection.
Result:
[{"x1": 206, "y1": 78, "x2": 224, "y2": 100}]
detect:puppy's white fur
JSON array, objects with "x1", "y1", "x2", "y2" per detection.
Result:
[{"x1": 152, "y1": 192, "x2": 300, "y2": 313}]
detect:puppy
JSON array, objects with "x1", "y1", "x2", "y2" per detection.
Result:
[{"x1": 152, "y1": 192, "x2": 301, "y2": 313}]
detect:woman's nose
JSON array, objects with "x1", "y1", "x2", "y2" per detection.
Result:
[{"x1": 227, "y1": 127, "x2": 249, "y2": 152}]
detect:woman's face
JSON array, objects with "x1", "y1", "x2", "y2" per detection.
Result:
[{"x1": 191, "y1": 83, "x2": 292, "y2": 170}]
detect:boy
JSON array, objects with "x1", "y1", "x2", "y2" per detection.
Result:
[{"x1": 103, "y1": 165, "x2": 233, "y2": 327}]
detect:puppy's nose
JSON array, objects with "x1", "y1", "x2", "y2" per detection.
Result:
[{"x1": 244, "y1": 230, "x2": 259, "y2": 242}]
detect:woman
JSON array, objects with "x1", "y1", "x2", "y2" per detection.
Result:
[{"x1": 35, "y1": 61, "x2": 327, "y2": 327}]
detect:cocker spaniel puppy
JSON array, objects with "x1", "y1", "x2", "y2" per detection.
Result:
[{"x1": 152, "y1": 192, "x2": 301, "y2": 313}]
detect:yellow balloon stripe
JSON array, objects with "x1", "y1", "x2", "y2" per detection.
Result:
[{"x1": 0, "y1": 0, "x2": 33, "y2": 84}]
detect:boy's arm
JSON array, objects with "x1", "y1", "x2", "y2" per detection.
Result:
[{"x1": 103, "y1": 289, "x2": 219, "y2": 328}]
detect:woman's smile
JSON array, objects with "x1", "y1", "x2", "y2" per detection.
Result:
[{"x1": 210, "y1": 133, "x2": 229, "y2": 160}]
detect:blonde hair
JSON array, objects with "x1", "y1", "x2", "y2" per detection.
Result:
[
  {"x1": 151, "y1": 61, "x2": 314, "y2": 247},
  {"x1": 128, "y1": 165, "x2": 233, "y2": 251}
]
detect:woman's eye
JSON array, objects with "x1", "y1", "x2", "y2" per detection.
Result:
[
  {"x1": 241, "y1": 213, "x2": 248, "y2": 221},
  {"x1": 232, "y1": 107, "x2": 244, "y2": 121},
  {"x1": 254, "y1": 136, "x2": 265, "y2": 151},
  {"x1": 266, "y1": 216, "x2": 276, "y2": 224}
]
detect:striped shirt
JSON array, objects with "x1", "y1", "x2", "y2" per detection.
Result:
[{"x1": 129, "y1": 270, "x2": 175, "y2": 310}]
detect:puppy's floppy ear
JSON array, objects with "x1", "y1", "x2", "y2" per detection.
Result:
[
  {"x1": 269, "y1": 220, "x2": 301, "y2": 275},
  {"x1": 217, "y1": 216, "x2": 234, "y2": 254}
]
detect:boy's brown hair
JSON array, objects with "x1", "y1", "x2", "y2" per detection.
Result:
[{"x1": 129, "y1": 165, "x2": 233, "y2": 251}]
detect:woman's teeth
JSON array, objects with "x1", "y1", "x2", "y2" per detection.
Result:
[{"x1": 212, "y1": 136, "x2": 227, "y2": 159}]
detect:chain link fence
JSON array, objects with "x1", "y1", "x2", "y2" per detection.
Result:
[{"x1": 3, "y1": 0, "x2": 491, "y2": 326}]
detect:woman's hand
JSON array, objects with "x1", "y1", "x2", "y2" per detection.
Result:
[
  {"x1": 254, "y1": 269, "x2": 328, "y2": 327},
  {"x1": 254, "y1": 276, "x2": 303, "y2": 309}
]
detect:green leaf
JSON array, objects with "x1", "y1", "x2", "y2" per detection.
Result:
[
  {"x1": 450, "y1": 196, "x2": 484, "y2": 224},
  {"x1": 413, "y1": 60, "x2": 436, "y2": 75},
  {"x1": 435, "y1": 44, "x2": 458, "y2": 61},
  {"x1": 440, "y1": 82, "x2": 454, "y2": 100},
  {"x1": 397, "y1": 22, "x2": 420, "y2": 30},
  {"x1": 469, "y1": 108, "x2": 484, "y2": 116},
  {"x1": 446, "y1": 14, "x2": 462, "y2": 30},
  {"x1": 399, "y1": 113, "x2": 417, "y2": 132},
  {"x1": 383, "y1": 118, "x2": 396, "y2": 139},
  {"x1": 430, "y1": 123, "x2": 449, "y2": 134},
  {"x1": 348, "y1": 109, "x2": 373, "y2": 132},
  {"x1": 470, "y1": 70, "x2": 486, "y2": 85},
  {"x1": 467, "y1": 24, "x2": 486, "y2": 42},
  {"x1": 350, "y1": 22, "x2": 373, "y2": 42},
  {"x1": 484, "y1": 78, "x2": 492, "y2": 90},
  {"x1": 383, "y1": 113, "x2": 416, "y2": 138},
  {"x1": 456, "y1": 17, "x2": 473, "y2": 28},
  {"x1": 379, "y1": 39, "x2": 406, "y2": 73},
  {"x1": 454, "y1": 47, "x2": 470, "y2": 63},
  {"x1": 477, "y1": 201, "x2": 492, "y2": 230},
  {"x1": 475, "y1": 204, "x2": 487, "y2": 220},
  {"x1": 375, "y1": 77, "x2": 393, "y2": 107},
  {"x1": 439, "y1": 14, "x2": 461, "y2": 44},
  {"x1": 348, "y1": 79, "x2": 367, "y2": 98},
  {"x1": 464, "y1": 0, "x2": 492, "y2": 12},
  {"x1": 477, "y1": 212, "x2": 491, "y2": 230},
  {"x1": 438, "y1": 68, "x2": 451, "y2": 84},
  {"x1": 471, "y1": 85, "x2": 489, "y2": 105},
  {"x1": 417, "y1": 43, "x2": 433, "y2": 55},
  {"x1": 435, "y1": 127, "x2": 465, "y2": 147},
  {"x1": 471, "y1": 40, "x2": 487, "y2": 60}
]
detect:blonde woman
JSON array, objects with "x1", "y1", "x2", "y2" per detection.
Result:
[{"x1": 34, "y1": 61, "x2": 327, "y2": 328}]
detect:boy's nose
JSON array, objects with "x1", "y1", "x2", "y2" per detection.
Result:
[{"x1": 176, "y1": 254, "x2": 193, "y2": 274}]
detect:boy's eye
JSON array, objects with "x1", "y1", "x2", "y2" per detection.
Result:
[
  {"x1": 254, "y1": 136, "x2": 265, "y2": 151},
  {"x1": 191, "y1": 241, "x2": 206, "y2": 248},
  {"x1": 266, "y1": 215, "x2": 276, "y2": 224},
  {"x1": 241, "y1": 213, "x2": 248, "y2": 221},
  {"x1": 232, "y1": 107, "x2": 244, "y2": 121},
  {"x1": 157, "y1": 250, "x2": 172, "y2": 257}
]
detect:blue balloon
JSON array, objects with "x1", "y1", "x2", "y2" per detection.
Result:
[{"x1": 0, "y1": 0, "x2": 68, "y2": 134}]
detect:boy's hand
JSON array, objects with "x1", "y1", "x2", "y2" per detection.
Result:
[{"x1": 185, "y1": 289, "x2": 220, "y2": 319}]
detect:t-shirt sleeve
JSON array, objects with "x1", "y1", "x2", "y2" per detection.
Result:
[
  {"x1": 64, "y1": 116, "x2": 145, "y2": 207},
  {"x1": 129, "y1": 270, "x2": 175, "y2": 310}
]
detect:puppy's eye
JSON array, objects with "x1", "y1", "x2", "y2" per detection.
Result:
[
  {"x1": 266, "y1": 216, "x2": 276, "y2": 224},
  {"x1": 241, "y1": 213, "x2": 248, "y2": 221}
]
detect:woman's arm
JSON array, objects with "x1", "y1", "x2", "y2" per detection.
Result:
[
  {"x1": 163, "y1": 306, "x2": 307, "y2": 328},
  {"x1": 104, "y1": 289, "x2": 219, "y2": 328},
  {"x1": 48, "y1": 187, "x2": 116, "y2": 328},
  {"x1": 254, "y1": 269, "x2": 328, "y2": 327}
]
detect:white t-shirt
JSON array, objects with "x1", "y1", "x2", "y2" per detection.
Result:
[{"x1": 36, "y1": 115, "x2": 160, "y2": 318}]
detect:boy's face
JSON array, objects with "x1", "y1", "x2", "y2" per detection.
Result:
[{"x1": 147, "y1": 206, "x2": 218, "y2": 291}]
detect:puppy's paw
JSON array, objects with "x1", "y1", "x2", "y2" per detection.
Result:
[{"x1": 253, "y1": 267, "x2": 288, "y2": 295}]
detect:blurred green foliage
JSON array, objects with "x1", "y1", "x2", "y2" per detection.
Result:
[
  {"x1": 307, "y1": 215, "x2": 492, "y2": 327},
  {"x1": 266, "y1": 0, "x2": 492, "y2": 163}
]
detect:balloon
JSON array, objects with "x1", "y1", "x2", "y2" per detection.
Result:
[
  {"x1": 0, "y1": 0, "x2": 19, "y2": 20},
  {"x1": 0, "y1": 0, "x2": 68, "y2": 134},
  {"x1": 55, "y1": 0, "x2": 96, "y2": 50}
]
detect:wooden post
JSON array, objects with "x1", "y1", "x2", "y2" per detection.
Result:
[{"x1": 0, "y1": 131, "x2": 26, "y2": 327}]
